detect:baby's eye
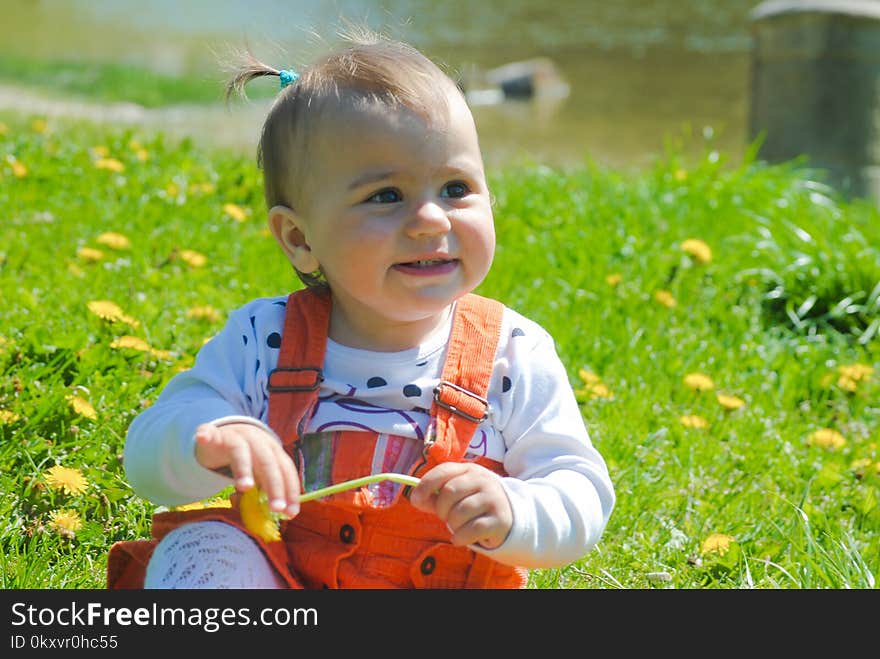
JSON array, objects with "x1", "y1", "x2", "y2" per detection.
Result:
[
  {"x1": 366, "y1": 188, "x2": 402, "y2": 204},
  {"x1": 441, "y1": 181, "x2": 470, "y2": 199}
]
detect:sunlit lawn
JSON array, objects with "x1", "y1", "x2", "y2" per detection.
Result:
[{"x1": 1, "y1": 111, "x2": 878, "y2": 589}]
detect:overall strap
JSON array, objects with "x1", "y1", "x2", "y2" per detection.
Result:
[
  {"x1": 267, "y1": 287, "x2": 331, "y2": 450},
  {"x1": 421, "y1": 293, "x2": 504, "y2": 470},
  {"x1": 267, "y1": 290, "x2": 504, "y2": 469}
]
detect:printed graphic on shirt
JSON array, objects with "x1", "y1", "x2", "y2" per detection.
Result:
[
  {"x1": 310, "y1": 392, "x2": 430, "y2": 440},
  {"x1": 297, "y1": 430, "x2": 423, "y2": 507},
  {"x1": 308, "y1": 392, "x2": 494, "y2": 458}
]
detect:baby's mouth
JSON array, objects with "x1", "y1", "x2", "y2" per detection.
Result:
[
  {"x1": 392, "y1": 258, "x2": 459, "y2": 275},
  {"x1": 399, "y1": 258, "x2": 454, "y2": 268}
]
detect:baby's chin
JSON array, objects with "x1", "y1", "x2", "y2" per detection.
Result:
[{"x1": 398, "y1": 287, "x2": 475, "y2": 313}]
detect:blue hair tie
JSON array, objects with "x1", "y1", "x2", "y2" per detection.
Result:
[{"x1": 279, "y1": 69, "x2": 299, "y2": 89}]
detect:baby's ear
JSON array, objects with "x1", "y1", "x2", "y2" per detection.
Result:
[{"x1": 268, "y1": 205, "x2": 320, "y2": 274}]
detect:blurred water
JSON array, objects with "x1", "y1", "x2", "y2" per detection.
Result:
[{"x1": 2, "y1": 0, "x2": 759, "y2": 169}]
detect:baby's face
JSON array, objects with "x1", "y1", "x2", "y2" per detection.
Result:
[{"x1": 296, "y1": 89, "x2": 495, "y2": 350}]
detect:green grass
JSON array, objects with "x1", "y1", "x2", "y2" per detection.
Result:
[
  {"x1": 0, "y1": 54, "x2": 275, "y2": 107},
  {"x1": 1, "y1": 110, "x2": 878, "y2": 589}
]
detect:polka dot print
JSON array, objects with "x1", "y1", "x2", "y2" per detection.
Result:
[
  {"x1": 403, "y1": 384, "x2": 422, "y2": 398},
  {"x1": 266, "y1": 332, "x2": 281, "y2": 349},
  {"x1": 367, "y1": 376, "x2": 388, "y2": 388}
]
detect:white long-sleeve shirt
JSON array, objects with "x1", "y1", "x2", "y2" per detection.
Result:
[{"x1": 124, "y1": 294, "x2": 615, "y2": 569}]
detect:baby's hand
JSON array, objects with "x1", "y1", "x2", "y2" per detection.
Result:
[
  {"x1": 194, "y1": 422, "x2": 301, "y2": 517},
  {"x1": 409, "y1": 462, "x2": 513, "y2": 550}
]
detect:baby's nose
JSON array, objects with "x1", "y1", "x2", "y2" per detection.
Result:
[{"x1": 408, "y1": 200, "x2": 451, "y2": 234}]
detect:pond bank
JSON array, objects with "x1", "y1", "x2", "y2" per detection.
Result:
[{"x1": 0, "y1": 83, "x2": 266, "y2": 155}]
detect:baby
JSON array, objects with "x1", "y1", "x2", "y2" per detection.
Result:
[{"x1": 109, "y1": 28, "x2": 615, "y2": 589}]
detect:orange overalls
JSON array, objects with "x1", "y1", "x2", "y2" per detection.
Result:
[{"x1": 107, "y1": 288, "x2": 528, "y2": 589}]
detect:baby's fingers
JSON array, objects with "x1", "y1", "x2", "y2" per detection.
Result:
[
  {"x1": 251, "y1": 441, "x2": 299, "y2": 515},
  {"x1": 193, "y1": 422, "x2": 300, "y2": 517},
  {"x1": 194, "y1": 423, "x2": 255, "y2": 490}
]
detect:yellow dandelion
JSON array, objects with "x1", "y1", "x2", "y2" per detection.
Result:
[
  {"x1": 589, "y1": 383, "x2": 615, "y2": 400},
  {"x1": 87, "y1": 299, "x2": 124, "y2": 321},
  {"x1": 606, "y1": 273, "x2": 622, "y2": 287},
  {"x1": 700, "y1": 533, "x2": 735, "y2": 556},
  {"x1": 8, "y1": 157, "x2": 27, "y2": 178},
  {"x1": 179, "y1": 249, "x2": 207, "y2": 268},
  {"x1": 674, "y1": 168, "x2": 688, "y2": 182},
  {"x1": 654, "y1": 289, "x2": 677, "y2": 308},
  {"x1": 684, "y1": 372, "x2": 715, "y2": 392},
  {"x1": 681, "y1": 238, "x2": 712, "y2": 264},
  {"x1": 578, "y1": 369, "x2": 601, "y2": 385},
  {"x1": 0, "y1": 121, "x2": 7, "y2": 136},
  {"x1": 67, "y1": 395, "x2": 97, "y2": 420},
  {"x1": 174, "y1": 497, "x2": 232, "y2": 512},
  {"x1": 94, "y1": 158, "x2": 125, "y2": 173},
  {"x1": 44, "y1": 465, "x2": 89, "y2": 495},
  {"x1": 165, "y1": 182, "x2": 179, "y2": 197},
  {"x1": 173, "y1": 501, "x2": 207, "y2": 512},
  {"x1": 127, "y1": 140, "x2": 148, "y2": 161},
  {"x1": 110, "y1": 335, "x2": 151, "y2": 352},
  {"x1": 837, "y1": 376, "x2": 858, "y2": 392},
  {"x1": 240, "y1": 488, "x2": 281, "y2": 542},
  {"x1": 67, "y1": 262, "x2": 85, "y2": 278},
  {"x1": 148, "y1": 347, "x2": 174, "y2": 360},
  {"x1": 76, "y1": 246, "x2": 104, "y2": 262},
  {"x1": 223, "y1": 203, "x2": 248, "y2": 222},
  {"x1": 187, "y1": 305, "x2": 222, "y2": 322},
  {"x1": 90, "y1": 145, "x2": 110, "y2": 159},
  {"x1": 49, "y1": 509, "x2": 83, "y2": 538},
  {"x1": 87, "y1": 300, "x2": 139, "y2": 327},
  {"x1": 680, "y1": 414, "x2": 709, "y2": 429},
  {"x1": 31, "y1": 118, "x2": 48, "y2": 134},
  {"x1": 0, "y1": 409, "x2": 21, "y2": 424},
  {"x1": 838, "y1": 363, "x2": 874, "y2": 385},
  {"x1": 842, "y1": 363, "x2": 873, "y2": 381},
  {"x1": 95, "y1": 231, "x2": 130, "y2": 250},
  {"x1": 808, "y1": 428, "x2": 846, "y2": 450},
  {"x1": 717, "y1": 393, "x2": 745, "y2": 410},
  {"x1": 190, "y1": 182, "x2": 216, "y2": 195}
]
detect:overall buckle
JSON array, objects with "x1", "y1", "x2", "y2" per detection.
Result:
[
  {"x1": 432, "y1": 380, "x2": 488, "y2": 423},
  {"x1": 267, "y1": 367, "x2": 323, "y2": 392}
]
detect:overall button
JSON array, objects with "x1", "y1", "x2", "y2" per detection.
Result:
[
  {"x1": 420, "y1": 556, "x2": 436, "y2": 575},
  {"x1": 339, "y1": 524, "x2": 355, "y2": 544}
]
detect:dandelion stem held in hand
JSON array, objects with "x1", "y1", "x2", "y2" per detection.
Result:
[
  {"x1": 299, "y1": 473, "x2": 420, "y2": 502},
  {"x1": 240, "y1": 473, "x2": 421, "y2": 542}
]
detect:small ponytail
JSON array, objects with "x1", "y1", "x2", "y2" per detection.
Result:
[{"x1": 224, "y1": 50, "x2": 284, "y2": 102}]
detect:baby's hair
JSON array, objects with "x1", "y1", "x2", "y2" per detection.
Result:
[
  {"x1": 223, "y1": 27, "x2": 462, "y2": 288},
  {"x1": 224, "y1": 51, "x2": 288, "y2": 102}
]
